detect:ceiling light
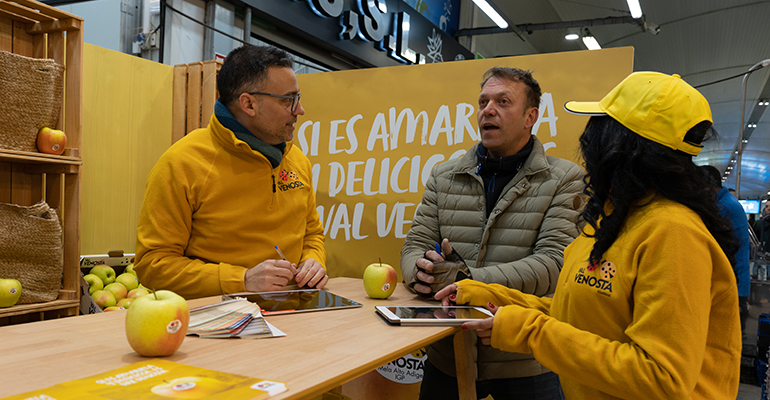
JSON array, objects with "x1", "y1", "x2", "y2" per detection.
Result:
[
  {"x1": 472, "y1": 0, "x2": 509, "y2": 29},
  {"x1": 565, "y1": 27, "x2": 580, "y2": 40},
  {"x1": 743, "y1": 139, "x2": 749, "y2": 143},
  {"x1": 626, "y1": 0, "x2": 643, "y2": 19},
  {"x1": 582, "y1": 28, "x2": 601, "y2": 50},
  {"x1": 735, "y1": 151, "x2": 739, "y2": 154}
]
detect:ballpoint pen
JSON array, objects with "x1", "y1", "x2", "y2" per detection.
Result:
[
  {"x1": 274, "y1": 245, "x2": 287, "y2": 261},
  {"x1": 275, "y1": 245, "x2": 300, "y2": 276}
]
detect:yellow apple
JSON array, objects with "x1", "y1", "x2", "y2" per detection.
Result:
[
  {"x1": 127, "y1": 287, "x2": 150, "y2": 299},
  {"x1": 115, "y1": 273, "x2": 139, "y2": 291},
  {"x1": 104, "y1": 306, "x2": 122, "y2": 312},
  {"x1": 363, "y1": 261, "x2": 397, "y2": 299},
  {"x1": 150, "y1": 376, "x2": 233, "y2": 398},
  {"x1": 0, "y1": 279, "x2": 22, "y2": 307},
  {"x1": 117, "y1": 298, "x2": 134, "y2": 309},
  {"x1": 89, "y1": 264, "x2": 116, "y2": 285},
  {"x1": 104, "y1": 282, "x2": 128, "y2": 300},
  {"x1": 124, "y1": 263, "x2": 137, "y2": 276},
  {"x1": 125, "y1": 290, "x2": 189, "y2": 357},
  {"x1": 91, "y1": 290, "x2": 117, "y2": 309},
  {"x1": 83, "y1": 273, "x2": 103, "y2": 295},
  {"x1": 36, "y1": 127, "x2": 67, "y2": 155}
]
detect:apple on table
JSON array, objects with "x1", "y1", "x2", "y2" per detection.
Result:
[
  {"x1": 363, "y1": 260, "x2": 398, "y2": 299},
  {"x1": 0, "y1": 278, "x2": 22, "y2": 308},
  {"x1": 126, "y1": 290, "x2": 190, "y2": 357}
]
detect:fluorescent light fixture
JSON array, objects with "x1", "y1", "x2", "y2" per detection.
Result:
[
  {"x1": 565, "y1": 27, "x2": 580, "y2": 40},
  {"x1": 626, "y1": 0, "x2": 643, "y2": 19},
  {"x1": 582, "y1": 29, "x2": 601, "y2": 50},
  {"x1": 472, "y1": 0, "x2": 509, "y2": 29}
]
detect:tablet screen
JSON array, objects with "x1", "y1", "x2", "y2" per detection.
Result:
[
  {"x1": 223, "y1": 289, "x2": 362, "y2": 315},
  {"x1": 384, "y1": 306, "x2": 491, "y2": 320}
]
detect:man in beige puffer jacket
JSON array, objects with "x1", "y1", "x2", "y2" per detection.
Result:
[{"x1": 401, "y1": 67, "x2": 585, "y2": 400}]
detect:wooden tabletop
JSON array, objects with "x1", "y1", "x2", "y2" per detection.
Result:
[{"x1": 0, "y1": 277, "x2": 467, "y2": 399}]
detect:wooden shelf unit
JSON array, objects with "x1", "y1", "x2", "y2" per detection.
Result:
[{"x1": 0, "y1": 0, "x2": 83, "y2": 325}]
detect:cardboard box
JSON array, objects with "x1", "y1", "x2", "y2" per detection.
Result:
[
  {"x1": 80, "y1": 252, "x2": 135, "y2": 276},
  {"x1": 79, "y1": 252, "x2": 135, "y2": 315}
]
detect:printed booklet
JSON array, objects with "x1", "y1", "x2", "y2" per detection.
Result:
[{"x1": 2, "y1": 359, "x2": 287, "y2": 400}]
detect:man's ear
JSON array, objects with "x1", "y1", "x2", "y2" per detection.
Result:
[
  {"x1": 524, "y1": 107, "x2": 539, "y2": 129},
  {"x1": 238, "y1": 93, "x2": 258, "y2": 117}
]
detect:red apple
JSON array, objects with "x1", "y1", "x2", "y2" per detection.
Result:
[
  {"x1": 363, "y1": 261, "x2": 398, "y2": 299},
  {"x1": 36, "y1": 127, "x2": 67, "y2": 155},
  {"x1": 125, "y1": 290, "x2": 189, "y2": 357}
]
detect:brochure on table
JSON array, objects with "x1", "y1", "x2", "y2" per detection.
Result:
[{"x1": 1, "y1": 359, "x2": 287, "y2": 400}]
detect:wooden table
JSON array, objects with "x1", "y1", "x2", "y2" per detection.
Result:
[{"x1": 0, "y1": 278, "x2": 477, "y2": 399}]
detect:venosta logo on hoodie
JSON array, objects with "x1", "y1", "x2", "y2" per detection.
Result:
[
  {"x1": 277, "y1": 169, "x2": 305, "y2": 191},
  {"x1": 575, "y1": 260, "x2": 616, "y2": 296}
]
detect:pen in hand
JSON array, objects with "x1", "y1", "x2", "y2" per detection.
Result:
[
  {"x1": 435, "y1": 242, "x2": 443, "y2": 258},
  {"x1": 274, "y1": 245, "x2": 287, "y2": 261},
  {"x1": 275, "y1": 245, "x2": 300, "y2": 277}
]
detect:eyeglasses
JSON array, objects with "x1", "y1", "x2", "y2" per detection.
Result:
[{"x1": 249, "y1": 91, "x2": 302, "y2": 113}]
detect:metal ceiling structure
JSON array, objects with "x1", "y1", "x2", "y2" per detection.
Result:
[{"x1": 467, "y1": 0, "x2": 770, "y2": 200}]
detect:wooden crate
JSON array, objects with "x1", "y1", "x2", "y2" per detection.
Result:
[
  {"x1": 0, "y1": 0, "x2": 83, "y2": 325},
  {"x1": 172, "y1": 59, "x2": 221, "y2": 143}
]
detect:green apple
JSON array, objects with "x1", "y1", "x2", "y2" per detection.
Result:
[
  {"x1": 150, "y1": 376, "x2": 232, "y2": 398},
  {"x1": 124, "y1": 263, "x2": 137, "y2": 276},
  {"x1": 83, "y1": 273, "x2": 104, "y2": 295},
  {"x1": 125, "y1": 290, "x2": 190, "y2": 357},
  {"x1": 363, "y1": 261, "x2": 397, "y2": 299},
  {"x1": 89, "y1": 264, "x2": 116, "y2": 285},
  {"x1": 127, "y1": 287, "x2": 150, "y2": 299},
  {"x1": 104, "y1": 282, "x2": 128, "y2": 300},
  {"x1": 91, "y1": 290, "x2": 117, "y2": 309},
  {"x1": 0, "y1": 279, "x2": 22, "y2": 307},
  {"x1": 117, "y1": 298, "x2": 134, "y2": 309},
  {"x1": 115, "y1": 273, "x2": 139, "y2": 291}
]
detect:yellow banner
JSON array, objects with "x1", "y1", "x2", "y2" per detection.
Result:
[{"x1": 297, "y1": 47, "x2": 634, "y2": 279}]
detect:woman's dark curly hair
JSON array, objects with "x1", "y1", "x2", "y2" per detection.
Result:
[{"x1": 579, "y1": 116, "x2": 738, "y2": 266}]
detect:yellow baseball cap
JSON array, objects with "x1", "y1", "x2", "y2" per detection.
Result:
[{"x1": 564, "y1": 71, "x2": 712, "y2": 156}]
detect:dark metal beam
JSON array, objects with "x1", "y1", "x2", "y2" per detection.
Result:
[{"x1": 455, "y1": 16, "x2": 642, "y2": 37}]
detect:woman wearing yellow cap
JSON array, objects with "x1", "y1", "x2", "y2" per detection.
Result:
[{"x1": 436, "y1": 72, "x2": 741, "y2": 399}]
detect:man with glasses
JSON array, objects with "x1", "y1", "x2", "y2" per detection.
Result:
[{"x1": 135, "y1": 45, "x2": 327, "y2": 299}]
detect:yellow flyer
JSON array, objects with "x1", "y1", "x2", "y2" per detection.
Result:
[{"x1": 2, "y1": 359, "x2": 286, "y2": 400}]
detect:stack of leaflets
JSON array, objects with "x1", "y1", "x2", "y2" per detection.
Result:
[{"x1": 188, "y1": 298, "x2": 285, "y2": 339}]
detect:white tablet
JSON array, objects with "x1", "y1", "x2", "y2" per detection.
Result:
[{"x1": 375, "y1": 305, "x2": 493, "y2": 326}]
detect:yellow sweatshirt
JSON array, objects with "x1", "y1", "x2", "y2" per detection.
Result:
[
  {"x1": 456, "y1": 193, "x2": 740, "y2": 399},
  {"x1": 135, "y1": 113, "x2": 325, "y2": 299}
]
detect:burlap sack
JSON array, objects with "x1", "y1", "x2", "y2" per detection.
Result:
[
  {"x1": 0, "y1": 50, "x2": 64, "y2": 152},
  {"x1": 0, "y1": 201, "x2": 64, "y2": 304}
]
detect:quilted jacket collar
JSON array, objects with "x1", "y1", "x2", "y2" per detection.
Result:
[{"x1": 456, "y1": 136, "x2": 550, "y2": 177}]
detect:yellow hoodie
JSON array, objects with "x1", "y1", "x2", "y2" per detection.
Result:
[
  {"x1": 135, "y1": 112, "x2": 325, "y2": 299},
  {"x1": 456, "y1": 193, "x2": 740, "y2": 399}
]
